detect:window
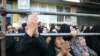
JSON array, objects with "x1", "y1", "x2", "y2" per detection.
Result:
[
  {"x1": 65, "y1": 16, "x2": 71, "y2": 22},
  {"x1": 39, "y1": 4, "x2": 47, "y2": 11},
  {"x1": 57, "y1": 6, "x2": 70, "y2": 12},
  {"x1": 64, "y1": 6, "x2": 70, "y2": 12},
  {"x1": 57, "y1": 6, "x2": 71, "y2": 22},
  {"x1": 57, "y1": 16, "x2": 64, "y2": 22},
  {"x1": 57, "y1": 16, "x2": 71, "y2": 22},
  {"x1": 57, "y1": 6, "x2": 63, "y2": 12},
  {"x1": 57, "y1": 6, "x2": 64, "y2": 22}
]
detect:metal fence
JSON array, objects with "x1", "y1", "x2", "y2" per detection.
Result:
[
  {"x1": 5, "y1": 33, "x2": 100, "y2": 37},
  {"x1": 0, "y1": 0, "x2": 100, "y2": 56}
]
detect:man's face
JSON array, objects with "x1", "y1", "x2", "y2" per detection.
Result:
[{"x1": 7, "y1": 25, "x2": 14, "y2": 33}]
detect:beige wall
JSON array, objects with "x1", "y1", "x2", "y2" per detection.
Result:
[
  {"x1": 12, "y1": 1, "x2": 19, "y2": 28},
  {"x1": 70, "y1": 6, "x2": 77, "y2": 26}
]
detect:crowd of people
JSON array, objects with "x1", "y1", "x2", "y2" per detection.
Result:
[{"x1": 2, "y1": 13, "x2": 100, "y2": 56}]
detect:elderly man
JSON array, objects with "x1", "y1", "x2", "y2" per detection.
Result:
[{"x1": 15, "y1": 13, "x2": 49, "y2": 56}]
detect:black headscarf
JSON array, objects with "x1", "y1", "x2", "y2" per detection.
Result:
[
  {"x1": 83, "y1": 26, "x2": 91, "y2": 33},
  {"x1": 59, "y1": 24, "x2": 72, "y2": 41},
  {"x1": 86, "y1": 25, "x2": 100, "y2": 56}
]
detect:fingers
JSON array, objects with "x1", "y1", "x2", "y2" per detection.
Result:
[
  {"x1": 82, "y1": 52, "x2": 89, "y2": 56},
  {"x1": 27, "y1": 13, "x2": 39, "y2": 25},
  {"x1": 26, "y1": 13, "x2": 39, "y2": 37},
  {"x1": 31, "y1": 13, "x2": 38, "y2": 20},
  {"x1": 61, "y1": 41, "x2": 71, "y2": 53}
]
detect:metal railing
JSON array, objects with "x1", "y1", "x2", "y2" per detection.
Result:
[
  {"x1": 5, "y1": 33, "x2": 100, "y2": 37},
  {"x1": 0, "y1": 10, "x2": 100, "y2": 56},
  {"x1": 0, "y1": 32, "x2": 100, "y2": 56},
  {"x1": 0, "y1": 10, "x2": 100, "y2": 17},
  {"x1": 0, "y1": 0, "x2": 100, "y2": 56}
]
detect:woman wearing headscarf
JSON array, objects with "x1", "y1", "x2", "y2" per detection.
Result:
[
  {"x1": 48, "y1": 35, "x2": 73, "y2": 56},
  {"x1": 57, "y1": 24, "x2": 75, "y2": 56},
  {"x1": 48, "y1": 24, "x2": 75, "y2": 56},
  {"x1": 70, "y1": 26, "x2": 97, "y2": 56},
  {"x1": 71, "y1": 36, "x2": 97, "y2": 56},
  {"x1": 59, "y1": 24, "x2": 72, "y2": 40}
]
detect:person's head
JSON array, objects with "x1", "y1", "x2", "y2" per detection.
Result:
[
  {"x1": 59, "y1": 24, "x2": 71, "y2": 40},
  {"x1": 70, "y1": 26, "x2": 78, "y2": 38},
  {"x1": 78, "y1": 36, "x2": 86, "y2": 46},
  {"x1": 59, "y1": 24, "x2": 70, "y2": 33},
  {"x1": 49, "y1": 36, "x2": 71, "y2": 56},
  {"x1": 42, "y1": 27, "x2": 48, "y2": 33},
  {"x1": 54, "y1": 25, "x2": 60, "y2": 32},
  {"x1": 55, "y1": 36, "x2": 65, "y2": 49},
  {"x1": 6, "y1": 24, "x2": 14, "y2": 33},
  {"x1": 70, "y1": 26, "x2": 77, "y2": 31},
  {"x1": 22, "y1": 23, "x2": 26, "y2": 28},
  {"x1": 83, "y1": 26, "x2": 90, "y2": 33},
  {"x1": 91, "y1": 24, "x2": 100, "y2": 33},
  {"x1": 54, "y1": 36, "x2": 71, "y2": 52},
  {"x1": 50, "y1": 24, "x2": 57, "y2": 33},
  {"x1": 38, "y1": 22, "x2": 42, "y2": 27}
]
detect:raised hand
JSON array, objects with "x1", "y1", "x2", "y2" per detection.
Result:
[
  {"x1": 26, "y1": 13, "x2": 39, "y2": 37},
  {"x1": 82, "y1": 51, "x2": 89, "y2": 56},
  {"x1": 60, "y1": 41, "x2": 71, "y2": 56}
]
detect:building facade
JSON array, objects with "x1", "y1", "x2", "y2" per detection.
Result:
[
  {"x1": 5, "y1": 0, "x2": 77, "y2": 29},
  {"x1": 3, "y1": 0, "x2": 100, "y2": 29}
]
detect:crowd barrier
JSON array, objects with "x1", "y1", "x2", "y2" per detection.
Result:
[{"x1": 0, "y1": 0, "x2": 100, "y2": 55}]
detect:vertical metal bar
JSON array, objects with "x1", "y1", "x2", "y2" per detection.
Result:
[
  {"x1": 1, "y1": 0, "x2": 7, "y2": 56},
  {"x1": 1, "y1": 39, "x2": 6, "y2": 56},
  {"x1": 1, "y1": 0, "x2": 6, "y2": 32}
]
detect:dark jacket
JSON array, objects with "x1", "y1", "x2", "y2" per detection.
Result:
[
  {"x1": 15, "y1": 33, "x2": 49, "y2": 56},
  {"x1": 6, "y1": 37, "x2": 16, "y2": 56},
  {"x1": 0, "y1": 36, "x2": 16, "y2": 56},
  {"x1": 84, "y1": 25, "x2": 100, "y2": 56},
  {"x1": 38, "y1": 26, "x2": 43, "y2": 33},
  {"x1": 20, "y1": 28, "x2": 25, "y2": 33}
]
